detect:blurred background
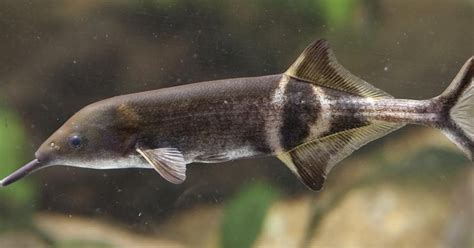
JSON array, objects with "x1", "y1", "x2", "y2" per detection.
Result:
[{"x1": 0, "y1": 0, "x2": 473, "y2": 247}]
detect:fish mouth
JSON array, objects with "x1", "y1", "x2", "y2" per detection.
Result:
[{"x1": 0, "y1": 159, "x2": 43, "y2": 187}]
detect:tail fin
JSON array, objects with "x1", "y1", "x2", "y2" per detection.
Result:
[{"x1": 434, "y1": 57, "x2": 473, "y2": 160}]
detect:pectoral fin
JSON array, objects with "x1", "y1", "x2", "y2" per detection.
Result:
[
  {"x1": 136, "y1": 147, "x2": 187, "y2": 184},
  {"x1": 278, "y1": 122, "x2": 403, "y2": 191}
]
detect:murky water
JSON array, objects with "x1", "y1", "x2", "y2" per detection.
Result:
[{"x1": 0, "y1": 1, "x2": 472, "y2": 247}]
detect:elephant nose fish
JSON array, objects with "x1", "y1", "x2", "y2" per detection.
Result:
[{"x1": 1, "y1": 39, "x2": 473, "y2": 190}]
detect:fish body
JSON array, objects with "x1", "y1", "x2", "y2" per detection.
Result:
[
  {"x1": 1, "y1": 39, "x2": 473, "y2": 190},
  {"x1": 116, "y1": 76, "x2": 433, "y2": 159},
  {"x1": 112, "y1": 74, "x2": 284, "y2": 163}
]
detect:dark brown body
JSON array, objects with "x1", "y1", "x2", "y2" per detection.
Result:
[
  {"x1": 104, "y1": 74, "x2": 284, "y2": 162},
  {"x1": 96, "y1": 73, "x2": 331, "y2": 163},
  {"x1": 91, "y1": 74, "x2": 445, "y2": 164}
]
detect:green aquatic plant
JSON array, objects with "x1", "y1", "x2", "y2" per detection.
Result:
[
  {"x1": 317, "y1": 0, "x2": 357, "y2": 29},
  {"x1": 220, "y1": 182, "x2": 279, "y2": 248},
  {"x1": 0, "y1": 105, "x2": 36, "y2": 230},
  {"x1": 0, "y1": 105, "x2": 57, "y2": 246}
]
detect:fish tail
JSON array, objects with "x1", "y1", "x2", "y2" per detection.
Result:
[
  {"x1": 433, "y1": 57, "x2": 473, "y2": 160},
  {"x1": 278, "y1": 39, "x2": 403, "y2": 190},
  {"x1": 278, "y1": 39, "x2": 472, "y2": 191}
]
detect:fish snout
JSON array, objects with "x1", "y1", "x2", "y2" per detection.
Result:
[{"x1": 0, "y1": 159, "x2": 44, "y2": 187}]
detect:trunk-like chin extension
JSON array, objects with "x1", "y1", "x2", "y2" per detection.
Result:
[{"x1": 0, "y1": 159, "x2": 43, "y2": 187}]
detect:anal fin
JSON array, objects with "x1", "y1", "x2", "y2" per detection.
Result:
[{"x1": 278, "y1": 122, "x2": 403, "y2": 190}]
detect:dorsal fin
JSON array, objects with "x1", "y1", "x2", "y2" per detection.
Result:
[
  {"x1": 286, "y1": 39, "x2": 393, "y2": 99},
  {"x1": 278, "y1": 122, "x2": 403, "y2": 190}
]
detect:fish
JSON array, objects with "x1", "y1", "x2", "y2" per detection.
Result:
[{"x1": 0, "y1": 39, "x2": 472, "y2": 190}]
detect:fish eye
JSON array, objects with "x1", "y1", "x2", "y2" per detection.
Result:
[{"x1": 69, "y1": 135, "x2": 83, "y2": 149}]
